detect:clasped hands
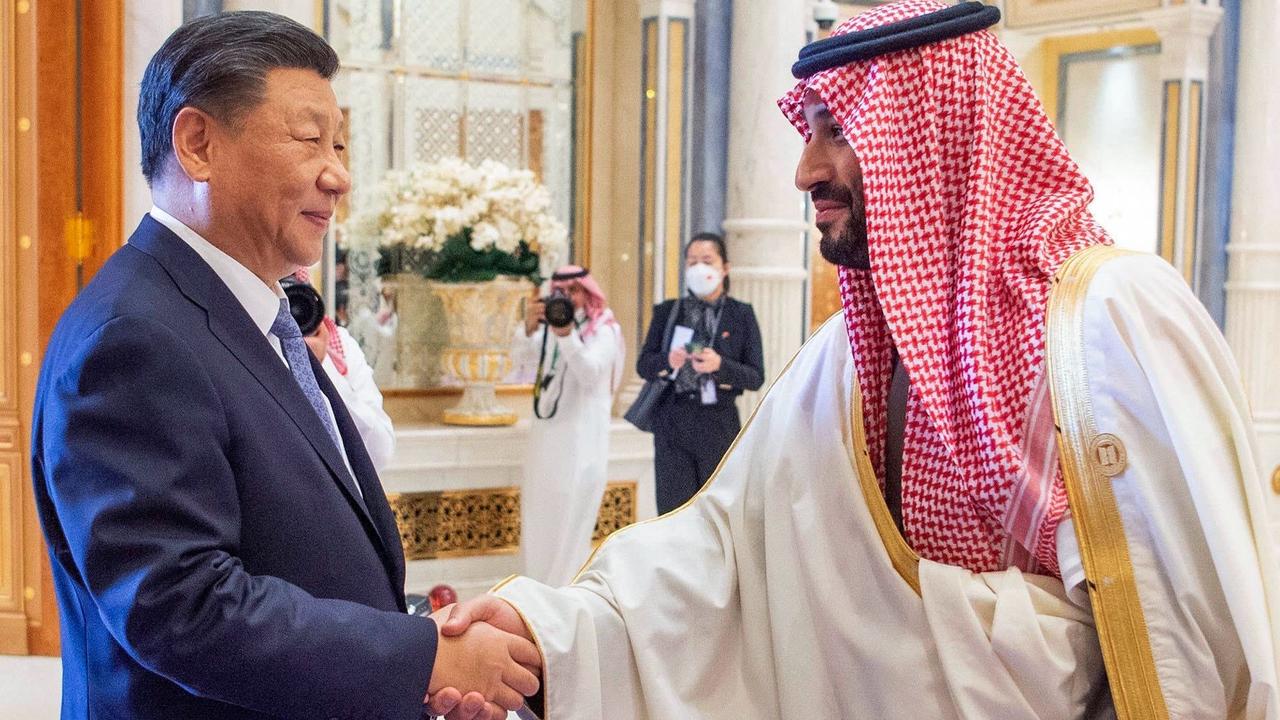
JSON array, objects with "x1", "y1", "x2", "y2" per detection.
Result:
[
  {"x1": 668, "y1": 346, "x2": 721, "y2": 374},
  {"x1": 427, "y1": 595, "x2": 540, "y2": 720}
]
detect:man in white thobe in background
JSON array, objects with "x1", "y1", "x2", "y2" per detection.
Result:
[
  {"x1": 428, "y1": 2, "x2": 1280, "y2": 719},
  {"x1": 513, "y1": 266, "x2": 624, "y2": 586}
]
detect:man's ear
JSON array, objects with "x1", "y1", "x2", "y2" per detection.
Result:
[{"x1": 171, "y1": 106, "x2": 216, "y2": 183}]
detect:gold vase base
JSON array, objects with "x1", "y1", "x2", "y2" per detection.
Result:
[
  {"x1": 440, "y1": 383, "x2": 518, "y2": 427},
  {"x1": 441, "y1": 409, "x2": 519, "y2": 427}
]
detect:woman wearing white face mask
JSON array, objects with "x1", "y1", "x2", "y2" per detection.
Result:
[{"x1": 635, "y1": 233, "x2": 765, "y2": 513}]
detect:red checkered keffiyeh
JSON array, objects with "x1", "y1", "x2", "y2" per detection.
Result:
[
  {"x1": 293, "y1": 267, "x2": 348, "y2": 376},
  {"x1": 779, "y1": 0, "x2": 1110, "y2": 576}
]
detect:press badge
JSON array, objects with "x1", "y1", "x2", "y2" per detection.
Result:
[{"x1": 700, "y1": 376, "x2": 718, "y2": 405}]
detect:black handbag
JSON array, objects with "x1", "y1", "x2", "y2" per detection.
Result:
[{"x1": 623, "y1": 299, "x2": 682, "y2": 432}]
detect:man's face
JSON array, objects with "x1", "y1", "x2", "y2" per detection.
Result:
[
  {"x1": 567, "y1": 282, "x2": 588, "y2": 311},
  {"x1": 206, "y1": 67, "x2": 350, "y2": 279},
  {"x1": 794, "y1": 90, "x2": 868, "y2": 269}
]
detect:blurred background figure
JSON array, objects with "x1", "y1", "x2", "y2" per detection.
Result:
[
  {"x1": 637, "y1": 233, "x2": 765, "y2": 514},
  {"x1": 512, "y1": 266, "x2": 625, "y2": 585},
  {"x1": 332, "y1": 247, "x2": 350, "y2": 327},
  {"x1": 290, "y1": 268, "x2": 396, "y2": 471}
]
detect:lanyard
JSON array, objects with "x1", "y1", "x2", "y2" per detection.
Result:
[
  {"x1": 685, "y1": 294, "x2": 725, "y2": 351},
  {"x1": 532, "y1": 323, "x2": 576, "y2": 420}
]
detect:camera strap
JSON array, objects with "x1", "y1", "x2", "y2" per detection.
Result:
[{"x1": 532, "y1": 326, "x2": 567, "y2": 420}]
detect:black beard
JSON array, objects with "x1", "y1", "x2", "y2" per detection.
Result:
[{"x1": 818, "y1": 207, "x2": 869, "y2": 269}]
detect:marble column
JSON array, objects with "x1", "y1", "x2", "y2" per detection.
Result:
[
  {"x1": 722, "y1": 0, "x2": 809, "y2": 410},
  {"x1": 636, "y1": 0, "x2": 696, "y2": 328},
  {"x1": 1224, "y1": 0, "x2": 1280, "y2": 536},
  {"x1": 689, "y1": 0, "x2": 731, "y2": 235},
  {"x1": 1148, "y1": 4, "x2": 1222, "y2": 288}
]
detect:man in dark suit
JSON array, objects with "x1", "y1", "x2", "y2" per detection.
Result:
[{"x1": 30, "y1": 12, "x2": 537, "y2": 719}]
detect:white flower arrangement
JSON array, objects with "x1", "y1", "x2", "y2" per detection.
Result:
[{"x1": 352, "y1": 158, "x2": 568, "y2": 283}]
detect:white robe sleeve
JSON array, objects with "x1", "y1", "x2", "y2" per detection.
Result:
[
  {"x1": 1073, "y1": 253, "x2": 1280, "y2": 719},
  {"x1": 493, "y1": 283, "x2": 1280, "y2": 720},
  {"x1": 495, "y1": 477, "x2": 775, "y2": 720},
  {"x1": 322, "y1": 326, "x2": 396, "y2": 471},
  {"x1": 495, "y1": 317, "x2": 1107, "y2": 720},
  {"x1": 553, "y1": 325, "x2": 620, "y2": 390},
  {"x1": 510, "y1": 323, "x2": 545, "y2": 381}
]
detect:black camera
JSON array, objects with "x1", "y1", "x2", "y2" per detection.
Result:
[
  {"x1": 542, "y1": 290, "x2": 576, "y2": 329},
  {"x1": 280, "y1": 276, "x2": 326, "y2": 336}
]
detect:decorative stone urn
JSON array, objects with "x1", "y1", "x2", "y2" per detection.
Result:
[{"x1": 428, "y1": 277, "x2": 531, "y2": 426}]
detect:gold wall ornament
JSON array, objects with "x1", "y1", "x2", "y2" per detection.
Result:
[
  {"x1": 592, "y1": 481, "x2": 637, "y2": 545},
  {"x1": 1270, "y1": 465, "x2": 1280, "y2": 496},
  {"x1": 64, "y1": 211, "x2": 95, "y2": 263},
  {"x1": 389, "y1": 487, "x2": 522, "y2": 560},
  {"x1": 389, "y1": 481, "x2": 639, "y2": 560}
]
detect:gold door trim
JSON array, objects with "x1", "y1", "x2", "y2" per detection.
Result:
[{"x1": 1046, "y1": 244, "x2": 1169, "y2": 720}]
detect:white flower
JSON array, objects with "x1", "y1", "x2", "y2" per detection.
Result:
[{"x1": 342, "y1": 157, "x2": 570, "y2": 277}]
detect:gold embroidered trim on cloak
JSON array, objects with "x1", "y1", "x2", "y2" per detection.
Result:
[
  {"x1": 1047, "y1": 244, "x2": 1170, "y2": 720},
  {"x1": 849, "y1": 382, "x2": 921, "y2": 595}
]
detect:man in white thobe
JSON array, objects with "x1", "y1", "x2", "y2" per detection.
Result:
[
  {"x1": 428, "y1": 2, "x2": 1280, "y2": 719},
  {"x1": 513, "y1": 266, "x2": 625, "y2": 586}
]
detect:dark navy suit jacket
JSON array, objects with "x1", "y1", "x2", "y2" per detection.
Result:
[{"x1": 31, "y1": 216, "x2": 435, "y2": 719}]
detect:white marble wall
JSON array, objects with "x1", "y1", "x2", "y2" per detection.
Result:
[
  {"x1": 723, "y1": 0, "x2": 809, "y2": 409},
  {"x1": 1225, "y1": 0, "x2": 1280, "y2": 543},
  {"x1": 122, "y1": 1, "x2": 183, "y2": 240},
  {"x1": 381, "y1": 419, "x2": 657, "y2": 599}
]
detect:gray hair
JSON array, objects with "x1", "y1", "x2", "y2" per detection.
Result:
[{"x1": 137, "y1": 10, "x2": 340, "y2": 184}]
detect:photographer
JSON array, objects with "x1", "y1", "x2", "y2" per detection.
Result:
[
  {"x1": 286, "y1": 269, "x2": 396, "y2": 472},
  {"x1": 511, "y1": 266, "x2": 624, "y2": 585}
]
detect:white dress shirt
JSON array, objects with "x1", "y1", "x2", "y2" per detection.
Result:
[{"x1": 149, "y1": 206, "x2": 362, "y2": 496}]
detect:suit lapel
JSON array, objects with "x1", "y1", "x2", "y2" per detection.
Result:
[
  {"x1": 312, "y1": 362, "x2": 407, "y2": 605},
  {"x1": 128, "y1": 217, "x2": 379, "y2": 536},
  {"x1": 205, "y1": 311, "x2": 376, "y2": 523}
]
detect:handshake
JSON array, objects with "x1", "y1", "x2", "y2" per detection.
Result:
[{"x1": 427, "y1": 595, "x2": 540, "y2": 720}]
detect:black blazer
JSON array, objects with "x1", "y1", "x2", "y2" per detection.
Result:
[
  {"x1": 31, "y1": 216, "x2": 435, "y2": 719},
  {"x1": 636, "y1": 295, "x2": 765, "y2": 407}
]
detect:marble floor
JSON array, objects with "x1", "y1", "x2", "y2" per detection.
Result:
[{"x1": 0, "y1": 655, "x2": 60, "y2": 719}]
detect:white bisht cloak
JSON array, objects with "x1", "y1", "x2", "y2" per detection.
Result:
[
  {"x1": 513, "y1": 322, "x2": 623, "y2": 586},
  {"x1": 496, "y1": 251, "x2": 1280, "y2": 720}
]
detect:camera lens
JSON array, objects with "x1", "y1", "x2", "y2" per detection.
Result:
[
  {"x1": 281, "y1": 277, "x2": 326, "y2": 336},
  {"x1": 543, "y1": 294, "x2": 576, "y2": 328}
]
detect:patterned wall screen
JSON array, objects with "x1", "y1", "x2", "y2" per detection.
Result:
[{"x1": 324, "y1": 0, "x2": 582, "y2": 388}]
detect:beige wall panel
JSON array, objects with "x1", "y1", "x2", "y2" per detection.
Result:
[
  {"x1": 0, "y1": 0, "x2": 31, "y2": 657},
  {"x1": 596, "y1": 0, "x2": 645, "y2": 383},
  {"x1": 0, "y1": 455, "x2": 28, "y2": 654},
  {"x1": 1006, "y1": 0, "x2": 1161, "y2": 28}
]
